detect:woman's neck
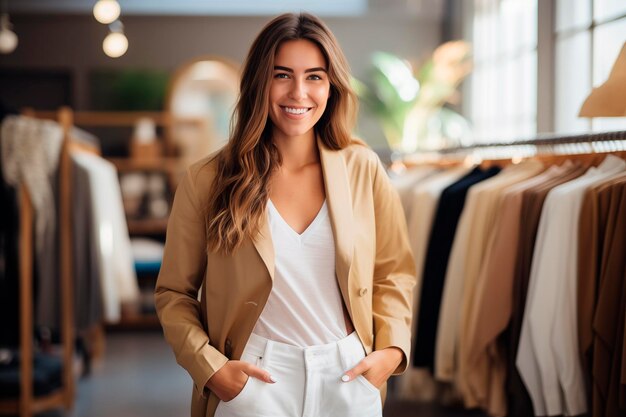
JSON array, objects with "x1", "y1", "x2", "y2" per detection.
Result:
[{"x1": 272, "y1": 130, "x2": 319, "y2": 170}]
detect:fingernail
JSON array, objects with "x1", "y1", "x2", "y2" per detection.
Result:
[
  {"x1": 341, "y1": 374, "x2": 350, "y2": 382},
  {"x1": 269, "y1": 375, "x2": 277, "y2": 383}
]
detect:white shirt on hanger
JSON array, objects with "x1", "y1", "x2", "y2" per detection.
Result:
[{"x1": 72, "y1": 151, "x2": 139, "y2": 322}]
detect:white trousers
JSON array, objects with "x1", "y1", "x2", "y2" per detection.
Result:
[{"x1": 214, "y1": 332, "x2": 383, "y2": 417}]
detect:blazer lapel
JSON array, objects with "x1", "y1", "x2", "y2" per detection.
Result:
[
  {"x1": 318, "y1": 137, "x2": 354, "y2": 312},
  {"x1": 252, "y1": 204, "x2": 275, "y2": 282}
]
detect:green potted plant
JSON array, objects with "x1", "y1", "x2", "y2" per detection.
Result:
[{"x1": 354, "y1": 40, "x2": 473, "y2": 154}]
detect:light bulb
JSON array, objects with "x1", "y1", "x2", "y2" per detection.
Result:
[
  {"x1": 93, "y1": 0, "x2": 121, "y2": 24},
  {"x1": 103, "y1": 31, "x2": 128, "y2": 58},
  {"x1": 0, "y1": 13, "x2": 17, "y2": 54},
  {"x1": 0, "y1": 28, "x2": 17, "y2": 54}
]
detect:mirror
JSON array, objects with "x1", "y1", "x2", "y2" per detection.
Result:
[{"x1": 165, "y1": 56, "x2": 240, "y2": 166}]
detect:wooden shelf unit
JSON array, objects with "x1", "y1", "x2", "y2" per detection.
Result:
[{"x1": 31, "y1": 111, "x2": 205, "y2": 157}]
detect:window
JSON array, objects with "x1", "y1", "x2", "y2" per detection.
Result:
[
  {"x1": 464, "y1": 0, "x2": 538, "y2": 142},
  {"x1": 555, "y1": 0, "x2": 626, "y2": 134},
  {"x1": 463, "y1": 0, "x2": 626, "y2": 143}
]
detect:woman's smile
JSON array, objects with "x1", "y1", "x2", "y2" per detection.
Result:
[{"x1": 280, "y1": 106, "x2": 313, "y2": 118}]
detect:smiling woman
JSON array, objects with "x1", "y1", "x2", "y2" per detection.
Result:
[{"x1": 154, "y1": 12, "x2": 416, "y2": 417}]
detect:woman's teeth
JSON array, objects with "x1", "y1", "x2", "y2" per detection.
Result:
[{"x1": 284, "y1": 107, "x2": 310, "y2": 114}]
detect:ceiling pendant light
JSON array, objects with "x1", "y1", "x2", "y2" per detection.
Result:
[
  {"x1": 93, "y1": 0, "x2": 121, "y2": 25},
  {"x1": 0, "y1": 0, "x2": 17, "y2": 55},
  {"x1": 0, "y1": 13, "x2": 17, "y2": 54},
  {"x1": 103, "y1": 20, "x2": 128, "y2": 58}
]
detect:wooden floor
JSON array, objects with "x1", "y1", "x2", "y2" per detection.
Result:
[{"x1": 34, "y1": 332, "x2": 487, "y2": 417}]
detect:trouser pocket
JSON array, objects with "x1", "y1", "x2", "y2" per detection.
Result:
[{"x1": 214, "y1": 352, "x2": 262, "y2": 415}]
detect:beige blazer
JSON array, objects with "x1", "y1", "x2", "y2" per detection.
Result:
[{"x1": 155, "y1": 138, "x2": 416, "y2": 417}]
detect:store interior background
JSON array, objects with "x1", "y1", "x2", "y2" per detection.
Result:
[
  {"x1": 0, "y1": 0, "x2": 625, "y2": 416},
  {"x1": 0, "y1": 0, "x2": 445, "y2": 155}
]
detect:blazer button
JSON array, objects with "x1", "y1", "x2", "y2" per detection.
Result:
[{"x1": 358, "y1": 287, "x2": 368, "y2": 297}]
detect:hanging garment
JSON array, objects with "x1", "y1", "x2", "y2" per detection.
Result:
[
  {"x1": 395, "y1": 166, "x2": 471, "y2": 401},
  {"x1": 517, "y1": 155, "x2": 625, "y2": 416},
  {"x1": 592, "y1": 178, "x2": 626, "y2": 417},
  {"x1": 412, "y1": 166, "x2": 500, "y2": 371},
  {"x1": 461, "y1": 163, "x2": 575, "y2": 416},
  {"x1": 506, "y1": 162, "x2": 586, "y2": 417},
  {"x1": 610, "y1": 178, "x2": 626, "y2": 416},
  {"x1": 72, "y1": 151, "x2": 139, "y2": 322},
  {"x1": 390, "y1": 166, "x2": 440, "y2": 215},
  {"x1": 434, "y1": 166, "x2": 522, "y2": 382},
  {"x1": 0, "y1": 152, "x2": 20, "y2": 348},
  {"x1": 0, "y1": 115, "x2": 64, "y2": 330},
  {"x1": 577, "y1": 172, "x2": 626, "y2": 405},
  {"x1": 72, "y1": 158, "x2": 104, "y2": 331},
  {"x1": 551, "y1": 162, "x2": 626, "y2": 417},
  {"x1": 455, "y1": 160, "x2": 545, "y2": 410},
  {"x1": 69, "y1": 126, "x2": 100, "y2": 152},
  {"x1": 406, "y1": 166, "x2": 472, "y2": 307},
  {"x1": 434, "y1": 162, "x2": 539, "y2": 385}
]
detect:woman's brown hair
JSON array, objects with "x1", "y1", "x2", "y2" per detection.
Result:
[{"x1": 206, "y1": 12, "x2": 358, "y2": 255}]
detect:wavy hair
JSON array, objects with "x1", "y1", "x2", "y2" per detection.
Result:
[{"x1": 205, "y1": 12, "x2": 358, "y2": 255}]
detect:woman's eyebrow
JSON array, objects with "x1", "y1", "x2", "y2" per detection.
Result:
[{"x1": 274, "y1": 66, "x2": 327, "y2": 73}]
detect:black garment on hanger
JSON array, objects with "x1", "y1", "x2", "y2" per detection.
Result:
[
  {"x1": 0, "y1": 108, "x2": 21, "y2": 348},
  {"x1": 412, "y1": 166, "x2": 501, "y2": 371}
]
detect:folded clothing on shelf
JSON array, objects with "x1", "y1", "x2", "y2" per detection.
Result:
[{"x1": 131, "y1": 237, "x2": 164, "y2": 275}]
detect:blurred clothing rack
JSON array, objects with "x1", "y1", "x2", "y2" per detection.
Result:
[
  {"x1": 0, "y1": 107, "x2": 76, "y2": 417},
  {"x1": 402, "y1": 131, "x2": 626, "y2": 169}
]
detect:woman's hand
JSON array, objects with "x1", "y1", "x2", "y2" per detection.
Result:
[
  {"x1": 205, "y1": 360, "x2": 275, "y2": 402},
  {"x1": 341, "y1": 347, "x2": 403, "y2": 388}
]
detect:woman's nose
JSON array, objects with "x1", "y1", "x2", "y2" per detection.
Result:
[{"x1": 288, "y1": 79, "x2": 306, "y2": 100}]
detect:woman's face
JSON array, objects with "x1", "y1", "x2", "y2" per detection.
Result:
[{"x1": 268, "y1": 39, "x2": 331, "y2": 141}]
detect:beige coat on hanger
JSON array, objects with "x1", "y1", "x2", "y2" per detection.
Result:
[{"x1": 155, "y1": 138, "x2": 416, "y2": 417}]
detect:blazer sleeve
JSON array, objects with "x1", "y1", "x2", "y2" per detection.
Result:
[
  {"x1": 371, "y1": 157, "x2": 417, "y2": 375},
  {"x1": 154, "y1": 168, "x2": 228, "y2": 398}
]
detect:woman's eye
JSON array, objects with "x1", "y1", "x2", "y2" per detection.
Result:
[
  {"x1": 308, "y1": 74, "x2": 323, "y2": 80},
  {"x1": 275, "y1": 73, "x2": 289, "y2": 79}
]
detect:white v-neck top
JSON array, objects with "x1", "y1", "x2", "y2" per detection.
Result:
[{"x1": 251, "y1": 199, "x2": 348, "y2": 346}]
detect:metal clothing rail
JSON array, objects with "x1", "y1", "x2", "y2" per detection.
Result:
[
  {"x1": 439, "y1": 130, "x2": 626, "y2": 153},
  {"x1": 418, "y1": 130, "x2": 626, "y2": 166}
]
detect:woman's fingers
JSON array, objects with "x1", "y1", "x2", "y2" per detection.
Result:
[
  {"x1": 342, "y1": 349, "x2": 400, "y2": 387},
  {"x1": 242, "y1": 361, "x2": 276, "y2": 383},
  {"x1": 342, "y1": 356, "x2": 371, "y2": 382}
]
